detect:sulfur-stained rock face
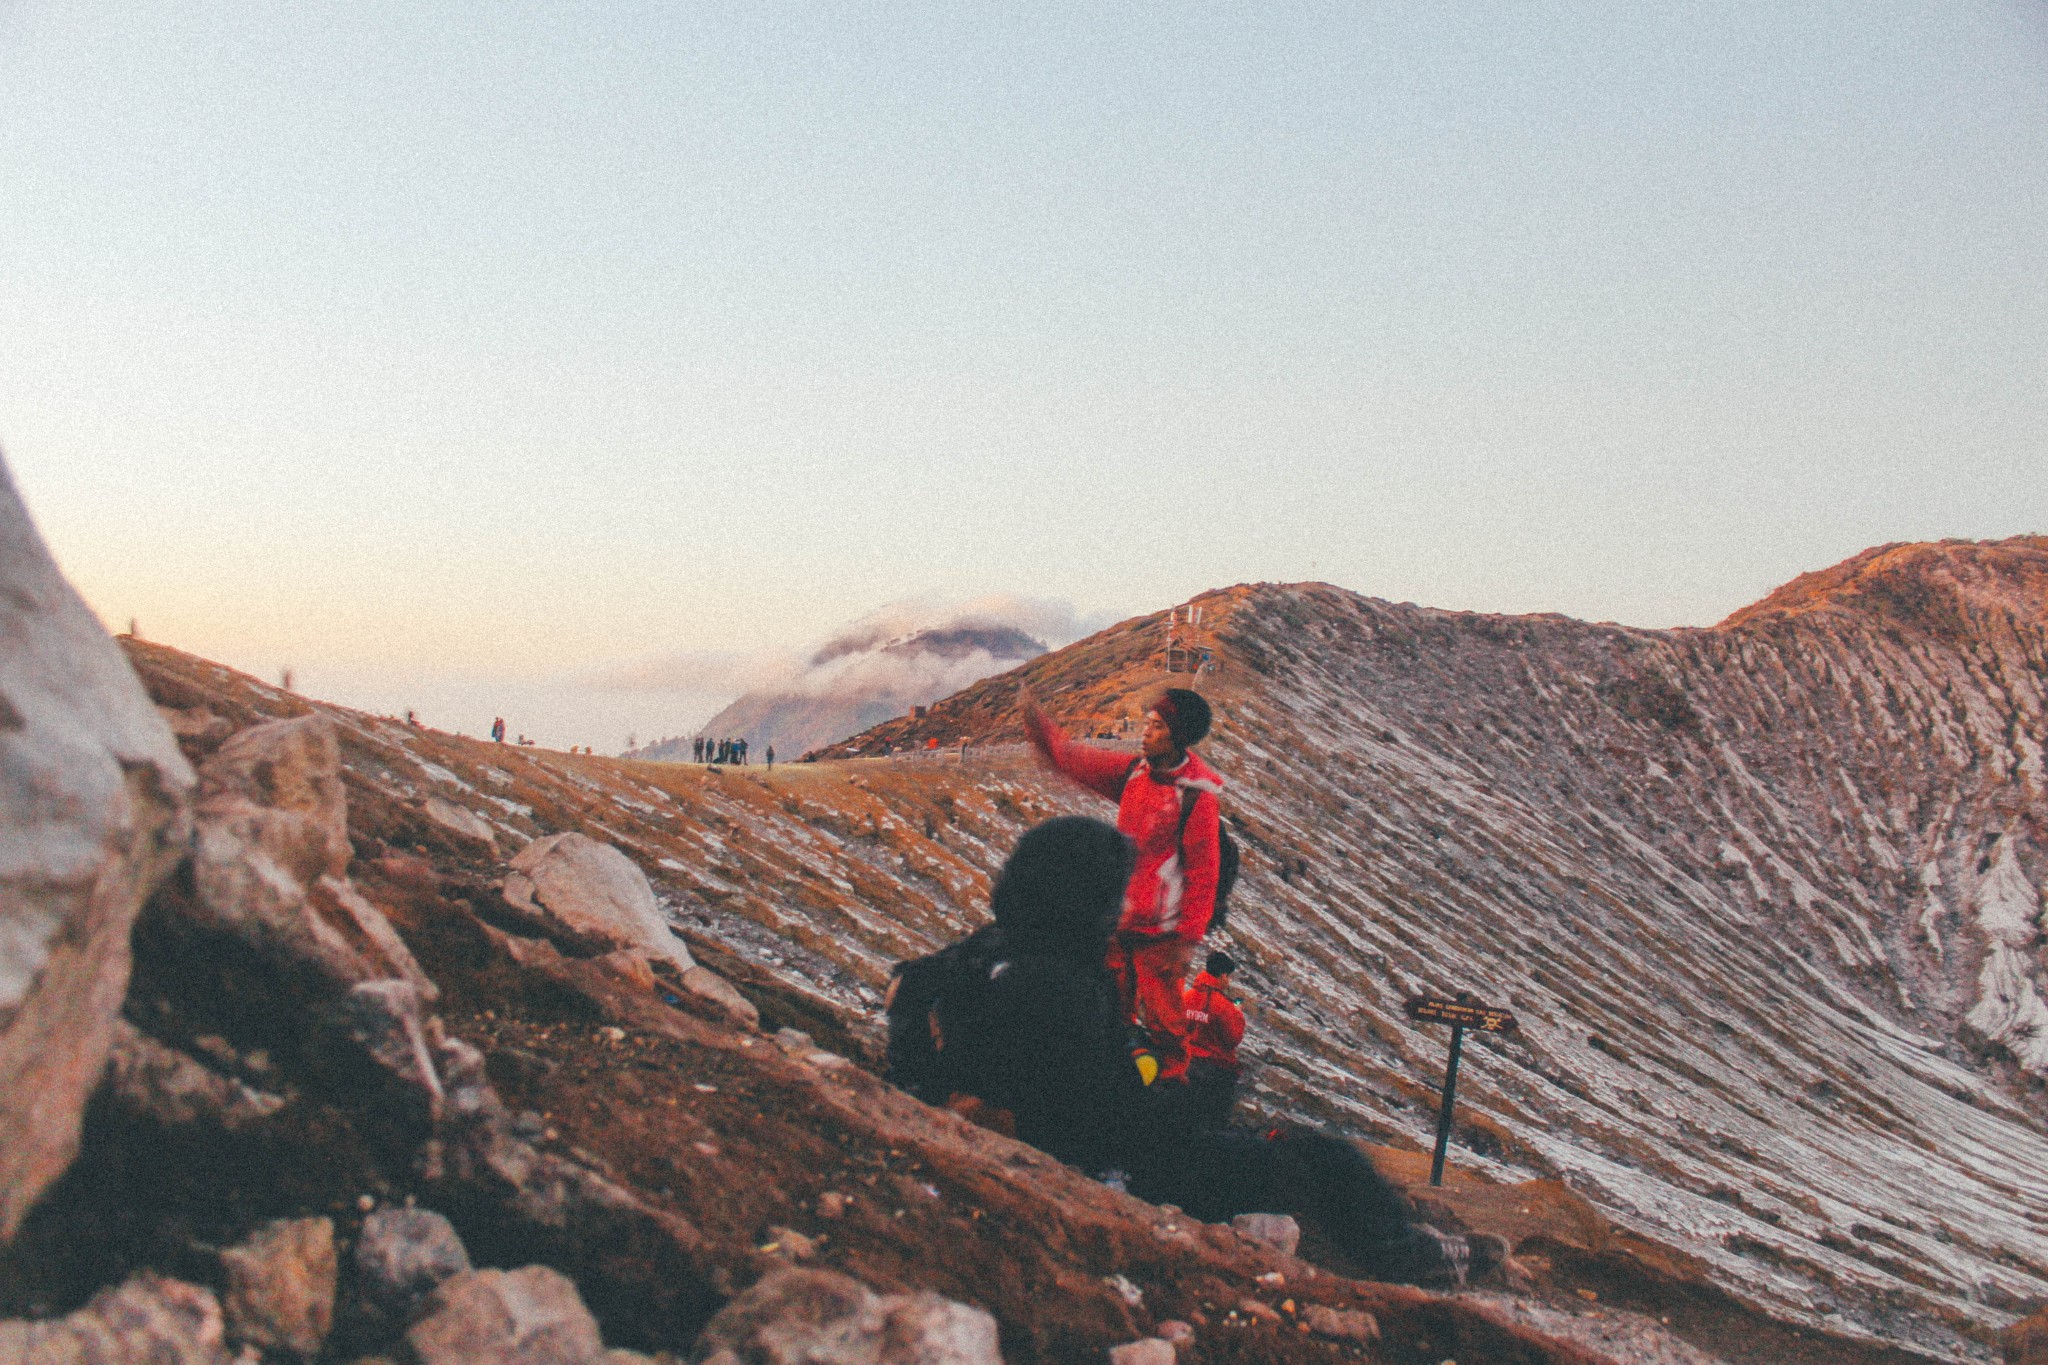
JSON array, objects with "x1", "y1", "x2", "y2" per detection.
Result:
[{"x1": 0, "y1": 459, "x2": 194, "y2": 1243}]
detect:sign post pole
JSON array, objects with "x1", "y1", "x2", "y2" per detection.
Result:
[
  {"x1": 1403, "y1": 990, "x2": 1517, "y2": 1189},
  {"x1": 1428, "y1": 1023, "x2": 1465, "y2": 1187}
]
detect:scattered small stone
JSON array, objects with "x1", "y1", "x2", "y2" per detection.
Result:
[
  {"x1": 773, "y1": 1028, "x2": 815, "y2": 1056},
  {"x1": 1302, "y1": 1304, "x2": 1380, "y2": 1343},
  {"x1": 1105, "y1": 1274, "x2": 1144, "y2": 1307},
  {"x1": 1255, "y1": 1271, "x2": 1285, "y2": 1287},
  {"x1": 513, "y1": 1111, "x2": 548, "y2": 1138},
  {"x1": 1236, "y1": 1298, "x2": 1282, "y2": 1324},
  {"x1": 691, "y1": 1268, "x2": 1000, "y2": 1365},
  {"x1": 601, "y1": 1026, "x2": 626, "y2": 1043},
  {"x1": 816, "y1": 1191, "x2": 849, "y2": 1218},
  {"x1": 1232, "y1": 1212, "x2": 1300, "y2": 1257},
  {"x1": 220, "y1": 1217, "x2": 337, "y2": 1358},
  {"x1": 761, "y1": 1226, "x2": 820, "y2": 1261},
  {"x1": 693, "y1": 1141, "x2": 720, "y2": 1157},
  {"x1": 1108, "y1": 1338, "x2": 1175, "y2": 1365},
  {"x1": 358, "y1": 1194, "x2": 377, "y2": 1212},
  {"x1": 405, "y1": 1266, "x2": 602, "y2": 1365},
  {"x1": 355, "y1": 1207, "x2": 471, "y2": 1320},
  {"x1": 1156, "y1": 1319, "x2": 1195, "y2": 1346},
  {"x1": 693, "y1": 1084, "x2": 717, "y2": 1094}
]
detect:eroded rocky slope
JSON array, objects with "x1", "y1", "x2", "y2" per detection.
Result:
[
  {"x1": 9, "y1": 535, "x2": 2043, "y2": 1365},
  {"x1": 845, "y1": 536, "x2": 2048, "y2": 1360}
]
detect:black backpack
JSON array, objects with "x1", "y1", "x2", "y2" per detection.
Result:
[
  {"x1": 1125, "y1": 760, "x2": 1241, "y2": 933},
  {"x1": 885, "y1": 926, "x2": 1004, "y2": 1104}
]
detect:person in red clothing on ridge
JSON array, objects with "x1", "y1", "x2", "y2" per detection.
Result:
[
  {"x1": 1022, "y1": 685, "x2": 1222, "y2": 1082},
  {"x1": 1183, "y1": 950, "x2": 1246, "y2": 1128}
]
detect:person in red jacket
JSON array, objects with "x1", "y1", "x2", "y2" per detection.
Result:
[
  {"x1": 1183, "y1": 951, "x2": 1246, "y2": 1128},
  {"x1": 1023, "y1": 686, "x2": 1222, "y2": 1082}
]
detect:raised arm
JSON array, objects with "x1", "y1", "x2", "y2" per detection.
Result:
[{"x1": 1023, "y1": 693, "x2": 1136, "y2": 803}]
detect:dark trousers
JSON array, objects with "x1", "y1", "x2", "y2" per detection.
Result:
[
  {"x1": 1133, "y1": 1128, "x2": 1454, "y2": 1285},
  {"x1": 1185, "y1": 1058, "x2": 1239, "y2": 1130}
]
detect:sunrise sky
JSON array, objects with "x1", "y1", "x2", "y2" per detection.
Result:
[{"x1": 3, "y1": 2, "x2": 2043, "y2": 746}]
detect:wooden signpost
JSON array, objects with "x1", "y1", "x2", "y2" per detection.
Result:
[{"x1": 1404, "y1": 991, "x2": 1518, "y2": 1186}]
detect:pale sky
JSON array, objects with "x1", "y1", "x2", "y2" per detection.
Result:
[{"x1": 3, "y1": 2, "x2": 2044, "y2": 747}]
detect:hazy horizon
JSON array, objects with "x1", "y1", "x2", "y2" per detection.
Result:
[{"x1": 6, "y1": 3, "x2": 2044, "y2": 746}]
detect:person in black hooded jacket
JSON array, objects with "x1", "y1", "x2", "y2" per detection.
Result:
[{"x1": 886, "y1": 815, "x2": 1478, "y2": 1288}]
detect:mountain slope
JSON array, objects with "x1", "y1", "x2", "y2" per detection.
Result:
[
  {"x1": 823, "y1": 536, "x2": 2048, "y2": 1358},
  {"x1": 64, "y1": 534, "x2": 2048, "y2": 1363}
]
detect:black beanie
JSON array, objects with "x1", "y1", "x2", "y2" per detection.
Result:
[
  {"x1": 990, "y1": 817, "x2": 1135, "y2": 959},
  {"x1": 1205, "y1": 950, "x2": 1237, "y2": 976},
  {"x1": 1152, "y1": 688, "x2": 1212, "y2": 749}
]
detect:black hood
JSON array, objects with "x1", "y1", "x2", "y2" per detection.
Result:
[{"x1": 989, "y1": 817, "x2": 1134, "y2": 962}]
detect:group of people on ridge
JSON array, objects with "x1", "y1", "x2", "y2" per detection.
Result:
[
  {"x1": 886, "y1": 686, "x2": 1491, "y2": 1288},
  {"x1": 696, "y1": 736, "x2": 772, "y2": 766}
]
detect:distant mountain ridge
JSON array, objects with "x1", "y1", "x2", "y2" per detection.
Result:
[{"x1": 631, "y1": 622, "x2": 1047, "y2": 761}]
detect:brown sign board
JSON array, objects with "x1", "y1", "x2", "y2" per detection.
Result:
[{"x1": 1405, "y1": 996, "x2": 1517, "y2": 1034}]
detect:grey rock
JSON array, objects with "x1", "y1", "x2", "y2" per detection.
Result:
[
  {"x1": 0, "y1": 459, "x2": 194, "y2": 1242},
  {"x1": 103, "y1": 1020, "x2": 287, "y2": 1129},
  {"x1": 338, "y1": 980, "x2": 444, "y2": 1105},
  {"x1": 405, "y1": 1266, "x2": 603, "y2": 1365},
  {"x1": 0, "y1": 1271, "x2": 231, "y2": 1364},
  {"x1": 421, "y1": 796, "x2": 497, "y2": 850},
  {"x1": 1229, "y1": 1213, "x2": 1300, "y2": 1257},
  {"x1": 1106, "y1": 1341, "x2": 1173, "y2": 1365},
  {"x1": 688, "y1": 1268, "x2": 1001, "y2": 1364},
  {"x1": 185, "y1": 716, "x2": 436, "y2": 1002},
  {"x1": 504, "y1": 834, "x2": 694, "y2": 974},
  {"x1": 678, "y1": 966, "x2": 758, "y2": 1032},
  {"x1": 355, "y1": 1208, "x2": 472, "y2": 1320},
  {"x1": 221, "y1": 1217, "x2": 337, "y2": 1357}
]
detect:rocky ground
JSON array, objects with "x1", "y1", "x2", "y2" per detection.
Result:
[{"x1": 4, "y1": 488, "x2": 2045, "y2": 1363}]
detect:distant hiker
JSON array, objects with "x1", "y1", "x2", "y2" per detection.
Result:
[
  {"x1": 738, "y1": 737, "x2": 750, "y2": 765},
  {"x1": 885, "y1": 817, "x2": 1479, "y2": 1289},
  {"x1": 694, "y1": 737, "x2": 704, "y2": 762},
  {"x1": 1183, "y1": 951, "x2": 1246, "y2": 1129},
  {"x1": 766, "y1": 743, "x2": 775, "y2": 767},
  {"x1": 1024, "y1": 687, "x2": 1222, "y2": 1082},
  {"x1": 491, "y1": 718, "x2": 506, "y2": 744}
]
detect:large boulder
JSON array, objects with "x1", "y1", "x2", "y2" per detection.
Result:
[
  {"x1": 502, "y1": 835, "x2": 755, "y2": 1027},
  {"x1": 186, "y1": 715, "x2": 436, "y2": 1000},
  {"x1": 0, "y1": 459, "x2": 194, "y2": 1242},
  {"x1": 688, "y1": 1268, "x2": 1002, "y2": 1365},
  {"x1": 503, "y1": 834, "x2": 694, "y2": 972}
]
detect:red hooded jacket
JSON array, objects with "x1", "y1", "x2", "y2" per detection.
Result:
[
  {"x1": 1182, "y1": 971, "x2": 1246, "y2": 1070},
  {"x1": 1031, "y1": 721, "x2": 1223, "y2": 941}
]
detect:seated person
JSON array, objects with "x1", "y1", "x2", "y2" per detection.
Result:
[
  {"x1": 886, "y1": 816, "x2": 1478, "y2": 1288},
  {"x1": 1183, "y1": 951, "x2": 1246, "y2": 1130}
]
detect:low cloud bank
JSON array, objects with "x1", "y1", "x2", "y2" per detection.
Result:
[
  {"x1": 608, "y1": 595, "x2": 1114, "y2": 757},
  {"x1": 593, "y1": 595, "x2": 1107, "y2": 701}
]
